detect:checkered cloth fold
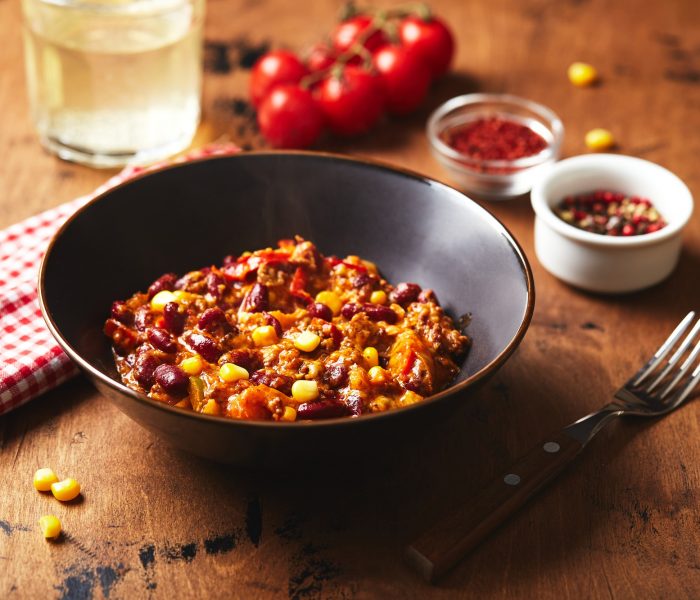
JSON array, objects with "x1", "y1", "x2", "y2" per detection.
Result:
[{"x1": 0, "y1": 144, "x2": 240, "y2": 415}]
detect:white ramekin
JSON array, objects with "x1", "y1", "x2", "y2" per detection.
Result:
[{"x1": 531, "y1": 154, "x2": 693, "y2": 293}]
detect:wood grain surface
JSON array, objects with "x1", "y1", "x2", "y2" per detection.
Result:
[{"x1": 2, "y1": 0, "x2": 700, "y2": 598}]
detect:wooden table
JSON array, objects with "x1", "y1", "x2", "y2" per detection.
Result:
[{"x1": 2, "y1": 0, "x2": 699, "y2": 598}]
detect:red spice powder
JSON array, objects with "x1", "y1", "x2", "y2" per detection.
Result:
[{"x1": 442, "y1": 117, "x2": 548, "y2": 162}]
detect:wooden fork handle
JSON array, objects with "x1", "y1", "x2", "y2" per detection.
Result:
[{"x1": 405, "y1": 431, "x2": 583, "y2": 583}]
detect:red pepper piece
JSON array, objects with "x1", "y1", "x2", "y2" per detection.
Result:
[
  {"x1": 402, "y1": 349, "x2": 417, "y2": 376},
  {"x1": 289, "y1": 266, "x2": 311, "y2": 301},
  {"x1": 223, "y1": 251, "x2": 291, "y2": 281},
  {"x1": 324, "y1": 256, "x2": 368, "y2": 273}
]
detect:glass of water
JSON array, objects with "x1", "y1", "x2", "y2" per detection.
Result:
[{"x1": 21, "y1": 0, "x2": 205, "y2": 168}]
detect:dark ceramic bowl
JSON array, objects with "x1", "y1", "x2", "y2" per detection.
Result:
[{"x1": 39, "y1": 152, "x2": 534, "y2": 467}]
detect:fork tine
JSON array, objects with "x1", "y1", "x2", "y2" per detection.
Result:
[
  {"x1": 648, "y1": 317, "x2": 700, "y2": 392},
  {"x1": 665, "y1": 360, "x2": 700, "y2": 409},
  {"x1": 660, "y1": 336, "x2": 700, "y2": 399},
  {"x1": 632, "y1": 311, "x2": 696, "y2": 386}
]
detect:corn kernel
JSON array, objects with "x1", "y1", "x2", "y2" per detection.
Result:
[
  {"x1": 219, "y1": 363, "x2": 249, "y2": 382},
  {"x1": 39, "y1": 515, "x2": 61, "y2": 539},
  {"x1": 585, "y1": 128, "x2": 615, "y2": 151},
  {"x1": 202, "y1": 399, "x2": 220, "y2": 415},
  {"x1": 174, "y1": 398, "x2": 192, "y2": 409},
  {"x1": 51, "y1": 478, "x2": 81, "y2": 502},
  {"x1": 281, "y1": 406, "x2": 297, "y2": 421},
  {"x1": 361, "y1": 259, "x2": 378, "y2": 274},
  {"x1": 172, "y1": 290, "x2": 195, "y2": 303},
  {"x1": 33, "y1": 468, "x2": 59, "y2": 492},
  {"x1": 252, "y1": 325, "x2": 278, "y2": 347},
  {"x1": 370, "y1": 395, "x2": 391, "y2": 411},
  {"x1": 368, "y1": 366, "x2": 387, "y2": 384},
  {"x1": 150, "y1": 290, "x2": 177, "y2": 312},
  {"x1": 400, "y1": 390, "x2": 423, "y2": 405},
  {"x1": 370, "y1": 290, "x2": 387, "y2": 305},
  {"x1": 363, "y1": 347, "x2": 379, "y2": 368},
  {"x1": 567, "y1": 62, "x2": 598, "y2": 87},
  {"x1": 294, "y1": 331, "x2": 321, "y2": 352},
  {"x1": 180, "y1": 356, "x2": 203, "y2": 376},
  {"x1": 291, "y1": 380, "x2": 319, "y2": 403},
  {"x1": 315, "y1": 291, "x2": 342, "y2": 315}
]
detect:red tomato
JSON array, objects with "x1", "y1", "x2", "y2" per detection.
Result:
[
  {"x1": 257, "y1": 85, "x2": 324, "y2": 149},
  {"x1": 249, "y1": 50, "x2": 309, "y2": 107},
  {"x1": 373, "y1": 45, "x2": 432, "y2": 115},
  {"x1": 332, "y1": 15, "x2": 388, "y2": 54},
  {"x1": 398, "y1": 16, "x2": 455, "y2": 78},
  {"x1": 316, "y1": 66, "x2": 385, "y2": 136},
  {"x1": 306, "y1": 43, "x2": 336, "y2": 72}
]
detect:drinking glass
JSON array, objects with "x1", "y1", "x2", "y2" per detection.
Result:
[{"x1": 21, "y1": 0, "x2": 205, "y2": 168}]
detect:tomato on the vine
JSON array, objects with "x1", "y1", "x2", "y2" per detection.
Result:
[
  {"x1": 373, "y1": 45, "x2": 432, "y2": 115},
  {"x1": 398, "y1": 16, "x2": 455, "y2": 79},
  {"x1": 316, "y1": 66, "x2": 385, "y2": 136},
  {"x1": 306, "y1": 43, "x2": 337, "y2": 73},
  {"x1": 249, "y1": 50, "x2": 309, "y2": 107},
  {"x1": 332, "y1": 15, "x2": 388, "y2": 54},
  {"x1": 257, "y1": 85, "x2": 324, "y2": 149}
]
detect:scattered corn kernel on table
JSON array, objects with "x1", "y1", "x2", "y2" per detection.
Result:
[{"x1": 2, "y1": 0, "x2": 700, "y2": 598}]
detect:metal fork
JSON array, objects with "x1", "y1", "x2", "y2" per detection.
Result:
[{"x1": 406, "y1": 311, "x2": 700, "y2": 583}]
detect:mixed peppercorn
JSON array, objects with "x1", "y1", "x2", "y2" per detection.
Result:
[{"x1": 554, "y1": 191, "x2": 667, "y2": 236}]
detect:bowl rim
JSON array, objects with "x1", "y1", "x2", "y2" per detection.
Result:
[
  {"x1": 530, "y1": 153, "x2": 694, "y2": 247},
  {"x1": 39, "y1": 150, "x2": 535, "y2": 429},
  {"x1": 426, "y1": 93, "x2": 565, "y2": 173}
]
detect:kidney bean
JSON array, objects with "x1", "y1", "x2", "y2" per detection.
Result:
[
  {"x1": 186, "y1": 333, "x2": 222, "y2": 363},
  {"x1": 250, "y1": 369, "x2": 294, "y2": 395},
  {"x1": 223, "y1": 349, "x2": 257, "y2": 371},
  {"x1": 111, "y1": 301, "x2": 134, "y2": 326},
  {"x1": 147, "y1": 273, "x2": 177, "y2": 299},
  {"x1": 206, "y1": 272, "x2": 226, "y2": 297},
  {"x1": 134, "y1": 354, "x2": 160, "y2": 389},
  {"x1": 198, "y1": 307, "x2": 227, "y2": 332},
  {"x1": 308, "y1": 302, "x2": 333, "y2": 322},
  {"x1": 323, "y1": 362, "x2": 348, "y2": 388},
  {"x1": 341, "y1": 303, "x2": 362, "y2": 319},
  {"x1": 343, "y1": 391, "x2": 363, "y2": 416},
  {"x1": 364, "y1": 304, "x2": 398, "y2": 324},
  {"x1": 242, "y1": 283, "x2": 269, "y2": 312},
  {"x1": 327, "y1": 323, "x2": 343, "y2": 348},
  {"x1": 163, "y1": 302, "x2": 186, "y2": 335},
  {"x1": 296, "y1": 399, "x2": 351, "y2": 420},
  {"x1": 147, "y1": 327, "x2": 177, "y2": 353},
  {"x1": 154, "y1": 364, "x2": 189, "y2": 397},
  {"x1": 263, "y1": 312, "x2": 284, "y2": 337},
  {"x1": 418, "y1": 289, "x2": 439, "y2": 305},
  {"x1": 134, "y1": 306, "x2": 154, "y2": 331},
  {"x1": 351, "y1": 273, "x2": 371, "y2": 288},
  {"x1": 390, "y1": 282, "x2": 421, "y2": 305}
]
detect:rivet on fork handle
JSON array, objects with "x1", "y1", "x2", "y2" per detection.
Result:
[{"x1": 404, "y1": 432, "x2": 583, "y2": 583}]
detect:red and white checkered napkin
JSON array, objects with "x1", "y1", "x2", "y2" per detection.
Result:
[{"x1": 0, "y1": 143, "x2": 240, "y2": 416}]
